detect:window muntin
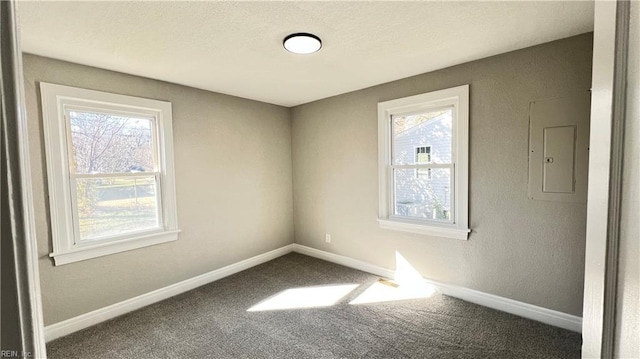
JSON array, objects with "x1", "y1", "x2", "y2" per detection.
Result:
[
  {"x1": 40, "y1": 83, "x2": 179, "y2": 265},
  {"x1": 377, "y1": 85, "x2": 469, "y2": 239}
]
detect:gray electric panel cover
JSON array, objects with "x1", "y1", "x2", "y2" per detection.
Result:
[{"x1": 528, "y1": 93, "x2": 590, "y2": 202}]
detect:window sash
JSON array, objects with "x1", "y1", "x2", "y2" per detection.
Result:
[
  {"x1": 388, "y1": 138, "x2": 456, "y2": 224},
  {"x1": 389, "y1": 164, "x2": 455, "y2": 224},
  {"x1": 383, "y1": 93, "x2": 460, "y2": 224},
  {"x1": 63, "y1": 107, "x2": 165, "y2": 244},
  {"x1": 391, "y1": 117, "x2": 454, "y2": 166},
  {"x1": 63, "y1": 107, "x2": 160, "y2": 175},
  {"x1": 69, "y1": 173, "x2": 164, "y2": 245}
]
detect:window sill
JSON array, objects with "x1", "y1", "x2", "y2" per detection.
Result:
[
  {"x1": 378, "y1": 219, "x2": 470, "y2": 240},
  {"x1": 49, "y1": 230, "x2": 180, "y2": 266}
]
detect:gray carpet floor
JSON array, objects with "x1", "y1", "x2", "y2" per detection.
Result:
[{"x1": 47, "y1": 253, "x2": 581, "y2": 358}]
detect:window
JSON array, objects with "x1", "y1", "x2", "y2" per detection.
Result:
[
  {"x1": 377, "y1": 85, "x2": 470, "y2": 239},
  {"x1": 414, "y1": 146, "x2": 432, "y2": 179},
  {"x1": 40, "y1": 83, "x2": 179, "y2": 265}
]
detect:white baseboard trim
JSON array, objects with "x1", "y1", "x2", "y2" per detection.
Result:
[
  {"x1": 292, "y1": 244, "x2": 396, "y2": 279},
  {"x1": 292, "y1": 244, "x2": 582, "y2": 333},
  {"x1": 44, "y1": 244, "x2": 294, "y2": 342}
]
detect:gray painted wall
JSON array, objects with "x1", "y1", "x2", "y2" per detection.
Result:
[
  {"x1": 291, "y1": 33, "x2": 592, "y2": 316},
  {"x1": 23, "y1": 54, "x2": 294, "y2": 325},
  {"x1": 615, "y1": 2, "x2": 639, "y2": 356}
]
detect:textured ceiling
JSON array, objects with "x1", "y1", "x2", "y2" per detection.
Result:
[{"x1": 17, "y1": 1, "x2": 594, "y2": 107}]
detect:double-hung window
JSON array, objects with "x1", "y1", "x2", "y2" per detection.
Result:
[
  {"x1": 377, "y1": 85, "x2": 470, "y2": 240},
  {"x1": 40, "y1": 83, "x2": 179, "y2": 265}
]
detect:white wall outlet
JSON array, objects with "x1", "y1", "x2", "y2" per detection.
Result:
[{"x1": 325, "y1": 234, "x2": 331, "y2": 243}]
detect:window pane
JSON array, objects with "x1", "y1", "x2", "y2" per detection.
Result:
[
  {"x1": 394, "y1": 168, "x2": 452, "y2": 221},
  {"x1": 75, "y1": 176, "x2": 160, "y2": 241},
  {"x1": 68, "y1": 110, "x2": 154, "y2": 174},
  {"x1": 392, "y1": 109, "x2": 452, "y2": 165}
]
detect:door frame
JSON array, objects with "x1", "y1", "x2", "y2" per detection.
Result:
[
  {"x1": 582, "y1": 0, "x2": 630, "y2": 357},
  {"x1": 1, "y1": 0, "x2": 47, "y2": 357}
]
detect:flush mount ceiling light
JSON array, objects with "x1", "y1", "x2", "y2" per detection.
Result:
[{"x1": 283, "y1": 33, "x2": 322, "y2": 55}]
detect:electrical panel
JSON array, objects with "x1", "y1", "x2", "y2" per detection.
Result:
[{"x1": 528, "y1": 93, "x2": 590, "y2": 202}]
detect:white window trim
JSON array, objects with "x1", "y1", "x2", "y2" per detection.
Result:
[
  {"x1": 40, "y1": 83, "x2": 180, "y2": 265},
  {"x1": 377, "y1": 84, "x2": 470, "y2": 240}
]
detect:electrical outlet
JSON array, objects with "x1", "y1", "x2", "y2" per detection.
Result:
[{"x1": 325, "y1": 234, "x2": 331, "y2": 243}]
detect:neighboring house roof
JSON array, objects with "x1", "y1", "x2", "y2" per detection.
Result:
[{"x1": 394, "y1": 111, "x2": 450, "y2": 138}]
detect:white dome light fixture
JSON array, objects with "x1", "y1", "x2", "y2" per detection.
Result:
[{"x1": 283, "y1": 33, "x2": 322, "y2": 55}]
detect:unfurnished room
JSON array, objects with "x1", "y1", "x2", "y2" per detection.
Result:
[{"x1": 1, "y1": 1, "x2": 638, "y2": 358}]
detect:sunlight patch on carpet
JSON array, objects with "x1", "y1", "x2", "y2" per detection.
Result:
[
  {"x1": 247, "y1": 284, "x2": 359, "y2": 312},
  {"x1": 350, "y1": 251, "x2": 437, "y2": 305}
]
